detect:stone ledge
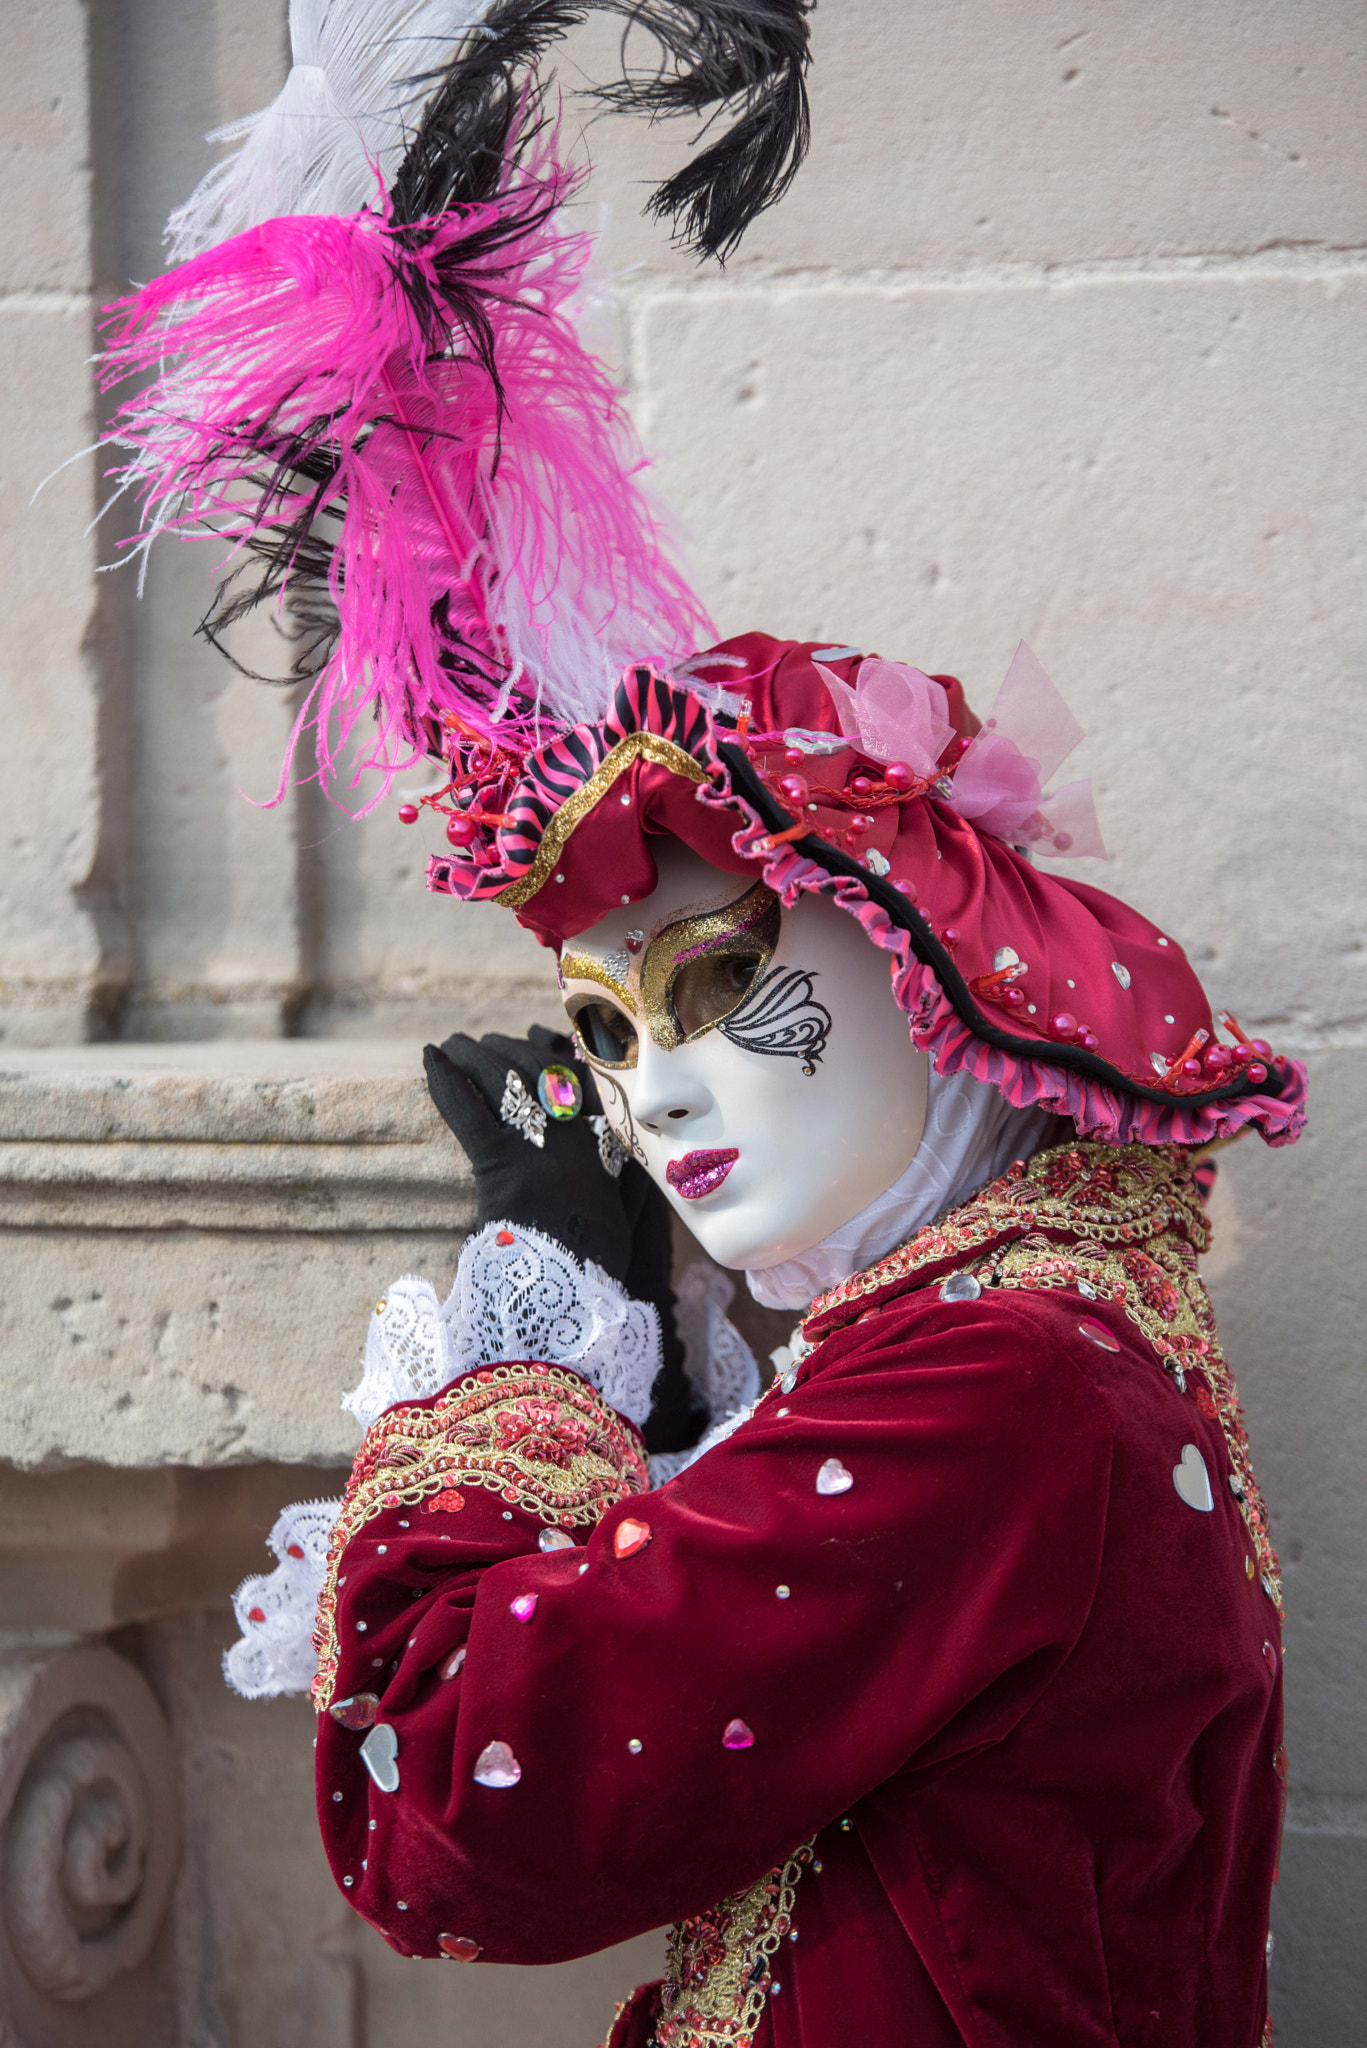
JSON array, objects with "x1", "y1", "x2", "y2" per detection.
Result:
[
  {"x1": 0, "y1": 1042, "x2": 476, "y2": 1233},
  {"x1": 0, "y1": 1043, "x2": 474, "y2": 1468}
]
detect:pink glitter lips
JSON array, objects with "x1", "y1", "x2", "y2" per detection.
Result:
[{"x1": 666, "y1": 1149, "x2": 739, "y2": 1200}]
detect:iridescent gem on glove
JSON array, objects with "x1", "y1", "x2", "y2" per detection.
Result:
[{"x1": 536, "y1": 1064, "x2": 582, "y2": 1120}]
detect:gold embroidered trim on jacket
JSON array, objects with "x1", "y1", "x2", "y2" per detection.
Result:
[
  {"x1": 311, "y1": 1364, "x2": 648, "y2": 1708},
  {"x1": 496, "y1": 735, "x2": 710, "y2": 909},
  {"x1": 804, "y1": 1141, "x2": 1282, "y2": 1616},
  {"x1": 653, "y1": 1840, "x2": 813, "y2": 2047}
]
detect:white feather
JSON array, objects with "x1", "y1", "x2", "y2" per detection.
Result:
[{"x1": 165, "y1": 0, "x2": 496, "y2": 259}]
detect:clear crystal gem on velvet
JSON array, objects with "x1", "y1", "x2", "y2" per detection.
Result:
[
  {"x1": 816, "y1": 1458, "x2": 854, "y2": 1496},
  {"x1": 939, "y1": 1271, "x2": 981, "y2": 1303},
  {"x1": 358, "y1": 1722, "x2": 400, "y2": 1793},
  {"x1": 473, "y1": 1739, "x2": 521, "y2": 1789}
]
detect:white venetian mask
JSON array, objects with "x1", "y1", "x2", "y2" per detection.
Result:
[{"x1": 559, "y1": 842, "x2": 928, "y2": 1272}]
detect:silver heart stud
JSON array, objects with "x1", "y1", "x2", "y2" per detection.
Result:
[
  {"x1": 1172, "y1": 1443, "x2": 1214, "y2": 1513},
  {"x1": 359, "y1": 1721, "x2": 400, "y2": 1792},
  {"x1": 816, "y1": 1458, "x2": 854, "y2": 1496}
]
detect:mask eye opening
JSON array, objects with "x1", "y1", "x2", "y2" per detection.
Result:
[
  {"x1": 669, "y1": 946, "x2": 770, "y2": 1042},
  {"x1": 565, "y1": 995, "x2": 639, "y2": 1069}
]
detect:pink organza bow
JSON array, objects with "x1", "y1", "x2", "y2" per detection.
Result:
[
  {"x1": 815, "y1": 657, "x2": 954, "y2": 778},
  {"x1": 950, "y1": 641, "x2": 1105, "y2": 857},
  {"x1": 817, "y1": 643, "x2": 1105, "y2": 858}
]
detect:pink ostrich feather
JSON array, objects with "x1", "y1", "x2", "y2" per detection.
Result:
[{"x1": 97, "y1": 139, "x2": 715, "y2": 806}]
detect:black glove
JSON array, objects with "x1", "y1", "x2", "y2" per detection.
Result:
[{"x1": 423, "y1": 1024, "x2": 702, "y2": 1452}]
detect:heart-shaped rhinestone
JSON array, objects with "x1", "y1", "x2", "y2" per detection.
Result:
[
  {"x1": 510, "y1": 1594, "x2": 538, "y2": 1623},
  {"x1": 439, "y1": 1933, "x2": 482, "y2": 1961},
  {"x1": 722, "y1": 1718, "x2": 755, "y2": 1750},
  {"x1": 1172, "y1": 1443, "x2": 1214, "y2": 1513},
  {"x1": 816, "y1": 1458, "x2": 854, "y2": 1496},
  {"x1": 539, "y1": 1527, "x2": 576, "y2": 1552},
  {"x1": 1079, "y1": 1317, "x2": 1120, "y2": 1352},
  {"x1": 613, "y1": 1517, "x2": 653, "y2": 1559},
  {"x1": 473, "y1": 1739, "x2": 521, "y2": 1789},
  {"x1": 329, "y1": 1692, "x2": 380, "y2": 1731},
  {"x1": 359, "y1": 1721, "x2": 400, "y2": 1793}
]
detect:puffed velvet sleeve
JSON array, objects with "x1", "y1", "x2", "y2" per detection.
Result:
[{"x1": 314, "y1": 1289, "x2": 1114, "y2": 1964}]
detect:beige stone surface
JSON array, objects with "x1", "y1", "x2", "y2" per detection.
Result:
[
  {"x1": 632, "y1": 264, "x2": 1367, "y2": 1044},
  {"x1": 578, "y1": 0, "x2": 1367, "y2": 276}
]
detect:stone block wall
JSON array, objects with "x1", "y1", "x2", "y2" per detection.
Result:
[{"x1": 0, "y1": 4, "x2": 1362, "y2": 2043}]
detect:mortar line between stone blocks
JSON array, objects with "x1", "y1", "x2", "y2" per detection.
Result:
[
  {"x1": 624, "y1": 245, "x2": 1367, "y2": 307},
  {"x1": 0, "y1": 290, "x2": 94, "y2": 314}
]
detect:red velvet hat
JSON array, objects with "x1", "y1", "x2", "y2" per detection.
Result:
[{"x1": 422, "y1": 632, "x2": 1306, "y2": 1151}]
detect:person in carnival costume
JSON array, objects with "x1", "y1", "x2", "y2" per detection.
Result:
[{"x1": 97, "y1": 4, "x2": 1307, "y2": 2042}]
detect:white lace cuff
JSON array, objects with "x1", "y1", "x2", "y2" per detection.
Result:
[
  {"x1": 225, "y1": 1241, "x2": 759, "y2": 1698},
  {"x1": 223, "y1": 1497, "x2": 340, "y2": 1700},
  {"x1": 341, "y1": 1222, "x2": 663, "y2": 1434}
]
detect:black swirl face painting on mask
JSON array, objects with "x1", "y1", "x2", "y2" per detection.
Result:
[{"x1": 718, "y1": 966, "x2": 832, "y2": 1076}]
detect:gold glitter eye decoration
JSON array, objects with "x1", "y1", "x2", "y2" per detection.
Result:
[
  {"x1": 641, "y1": 882, "x2": 782, "y2": 1051},
  {"x1": 671, "y1": 951, "x2": 765, "y2": 1038},
  {"x1": 567, "y1": 997, "x2": 639, "y2": 1069}
]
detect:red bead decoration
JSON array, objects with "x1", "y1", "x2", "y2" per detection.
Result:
[
  {"x1": 1249, "y1": 1038, "x2": 1272, "y2": 1059},
  {"x1": 613, "y1": 1517, "x2": 653, "y2": 1559},
  {"x1": 495, "y1": 1229, "x2": 515, "y2": 1245},
  {"x1": 849, "y1": 774, "x2": 874, "y2": 800},
  {"x1": 248, "y1": 1607, "x2": 266, "y2": 1624},
  {"x1": 884, "y1": 761, "x2": 914, "y2": 792},
  {"x1": 1203, "y1": 1044, "x2": 1231, "y2": 1071},
  {"x1": 1231, "y1": 1043, "x2": 1253, "y2": 1064},
  {"x1": 783, "y1": 747, "x2": 803, "y2": 767},
  {"x1": 397, "y1": 804, "x2": 419, "y2": 825},
  {"x1": 942, "y1": 926, "x2": 960, "y2": 946},
  {"x1": 1246, "y1": 1062, "x2": 1268, "y2": 1085},
  {"x1": 445, "y1": 813, "x2": 478, "y2": 847},
  {"x1": 1048, "y1": 1012, "x2": 1078, "y2": 1041},
  {"x1": 776, "y1": 773, "x2": 809, "y2": 808},
  {"x1": 287, "y1": 1543, "x2": 305, "y2": 1559},
  {"x1": 1182, "y1": 1058, "x2": 1203, "y2": 1077},
  {"x1": 1079, "y1": 1030, "x2": 1099, "y2": 1051},
  {"x1": 848, "y1": 814, "x2": 874, "y2": 837},
  {"x1": 1004, "y1": 987, "x2": 1026, "y2": 1007}
]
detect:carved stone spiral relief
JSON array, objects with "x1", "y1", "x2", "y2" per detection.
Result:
[{"x1": 0, "y1": 1643, "x2": 178, "y2": 2046}]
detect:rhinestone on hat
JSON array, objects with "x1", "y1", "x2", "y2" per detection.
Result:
[
  {"x1": 1112, "y1": 961, "x2": 1131, "y2": 989},
  {"x1": 940, "y1": 1271, "x2": 981, "y2": 1303}
]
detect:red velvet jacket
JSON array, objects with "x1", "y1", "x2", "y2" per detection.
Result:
[{"x1": 314, "y1": 1144, "x2": 1282, "y2": 2047}]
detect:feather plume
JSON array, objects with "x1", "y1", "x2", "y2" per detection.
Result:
[
  {"x1": 166, "y1": 0, "x2": 499, "y2": 258},
  {"x1": 593, "y1": 1, "x2": 814, "y2": 260},
  {"x1": 390, "y1": 0, "x2": 813, "y2": 255},
  {"x1": 102, "y1": 134, "x2": 714, "y2": 804}
]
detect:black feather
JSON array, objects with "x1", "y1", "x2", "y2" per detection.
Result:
[
  {"x1": 593, "y1": 2, "x2": 814, "y2": 260},
  {"x1": 389, "y1": 0, "x2": 814, "y2": 261},
  {"x1": 389, "y1": 3, "x2": 586, "y2": 223}
]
